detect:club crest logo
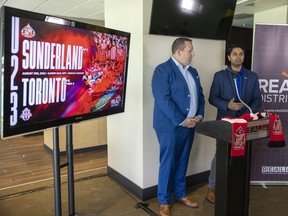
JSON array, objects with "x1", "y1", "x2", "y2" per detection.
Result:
[
  {"x1": 21, "y1": 23, "x2": 36, "y2": 38},
  {"x1": 234, "y1": 126, "x2": 246, "y2": 148},
  {"x1": 273, "y1": 115, "x2": 283, "y2": 135},
  {"x1": 20, "y1": 108, "x2": 32, "y2": 121}
]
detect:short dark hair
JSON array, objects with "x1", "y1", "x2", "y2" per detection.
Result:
[
  {"x1": 227, "y1": 44, "x2": 245, "y2": 56},
  {"x1": 172, "y1": 37, "x2": 192, "y2": 54}
]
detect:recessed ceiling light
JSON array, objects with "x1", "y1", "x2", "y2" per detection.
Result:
[{"x1": 237, "y1": 0, "x2": 249, "y2": 5}]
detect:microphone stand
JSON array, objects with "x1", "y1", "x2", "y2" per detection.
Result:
[{"x1": 233, "y1": 78, "x2": 252, "y2": 114}]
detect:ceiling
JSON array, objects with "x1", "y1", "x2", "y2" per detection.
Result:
[
  {"x1": 0, "y1": 0, "x2": 287, "y2": 29},
  {"x1": 0, "y1": 0, "x2": 105, "y2": 21},
  {"x1": 233, "y1": 0, "x2": 288, "y2": 28}
]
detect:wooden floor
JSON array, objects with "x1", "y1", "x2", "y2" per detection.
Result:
[{"x1": 0, "y1": 133, "x2": 107, "y2": 190}]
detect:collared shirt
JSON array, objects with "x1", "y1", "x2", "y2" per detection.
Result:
[{"x1": 172, "y1": 57, "x2": 198, "y2": 118}]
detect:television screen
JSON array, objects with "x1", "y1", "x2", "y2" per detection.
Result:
[
  {"x1": 149, "y1": 0, "x2": 237, "y2": 40},
  {"x1": 0, "y1": 6, "x2": 131, "y2": 138}
]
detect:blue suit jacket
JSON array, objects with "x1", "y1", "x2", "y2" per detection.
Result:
[
  {"x1": 209, "y1": 67, "x2": 262, "y2": 120},
  {"x1": 152, "y1": 58, "x2": 205, "y2": 132}
]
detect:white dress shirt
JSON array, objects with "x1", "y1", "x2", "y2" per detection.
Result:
[{"x1": 172, "y1": 57, "x2": 198, "y2": 118}]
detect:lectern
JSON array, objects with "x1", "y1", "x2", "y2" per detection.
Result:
[{"x1": 196, "y1": 118, "x2": 270, "y2": 216}]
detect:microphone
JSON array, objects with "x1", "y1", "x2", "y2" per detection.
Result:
[{"x1": 223, "y1": 65, "x2": 238, "y2": 76}]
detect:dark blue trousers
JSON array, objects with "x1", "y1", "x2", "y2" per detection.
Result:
[{"x1": 156, "y1": 127, "x2": 195, "y2": 205}]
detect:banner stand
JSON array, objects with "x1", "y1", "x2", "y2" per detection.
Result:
[
  {"x1": 250, "y1": 181, "x2": 288, "y2": 186},
  {"x1": 252, "y1": 24, "x2": 288, "y2": 183}
]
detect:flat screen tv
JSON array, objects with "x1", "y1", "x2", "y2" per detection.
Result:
[
  {"x1": 149, "y1": 0, "x2": 237, "y2": 40},
  {"x1": 0, "y1": 6, "x2": 131, "y2": 138}
]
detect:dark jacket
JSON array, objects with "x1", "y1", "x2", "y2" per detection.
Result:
[{"x1": 209, "y1": 67, "x2": 262, "y2": 120}]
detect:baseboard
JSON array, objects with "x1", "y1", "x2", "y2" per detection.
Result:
[{"x1": 107, "y1": 166, "x2": 209, "y2": 201}]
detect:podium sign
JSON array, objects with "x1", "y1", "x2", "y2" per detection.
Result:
[{"x1": 196, "y1": 118, "x2": 269, "y2": 216}]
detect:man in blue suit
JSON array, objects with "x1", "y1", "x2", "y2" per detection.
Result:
[
  {"x1": 205, "y1": 44, "x2": 262, "y2": 204},
  {"x1": 152, "y1": 38, "x2": 205, "y2": 216}
]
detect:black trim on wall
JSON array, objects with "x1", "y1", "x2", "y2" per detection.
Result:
[{"x1": 107, "y1": 166, "x2": 209, "y2": 201}]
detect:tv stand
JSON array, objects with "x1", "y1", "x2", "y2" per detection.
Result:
[{"x1": 53, "y1": 124, "x2": 76, "y2": 216}]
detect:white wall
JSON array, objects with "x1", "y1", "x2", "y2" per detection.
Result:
[
  {"x1": 143, "y1": 35, "x2": 224, "y2": 187},
  {"x1": 105, "y1": 0, "x2": 144, "y2": 186},
  {"x1": 106, "y1": 0, "x2": 227, "y2": 189},
  {"x1": 254, "y1": 5, "x2": 288, "y2": 25}
]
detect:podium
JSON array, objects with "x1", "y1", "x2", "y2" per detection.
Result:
[{"x1": 196, "y1": 118, "x2": 270, "y2": 216}]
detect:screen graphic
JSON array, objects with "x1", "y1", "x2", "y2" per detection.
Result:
[{"x1": 1, "y1": 7, "x2": 131, "y2": 138}]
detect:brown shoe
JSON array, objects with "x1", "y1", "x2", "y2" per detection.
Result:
[
  {"x1": 176, "y1": 196, "x2": 199, "y2": 208},
  {"x1": 205, "y1": 188, "x2": 215, "y2": 204},
  {"x1": 160, "y1": 204, "x2": 170, "y2": 216}
]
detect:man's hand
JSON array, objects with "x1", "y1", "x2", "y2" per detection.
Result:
[
  {"x1": 193, "y1": 116, "x2": 203, "y2": 123},
  {"x1": 182, "y1": 116, "x2": 203, "y2": 128},
  {"x1": 228, "y1": 98, "x2": 244, "y2": 111}
]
